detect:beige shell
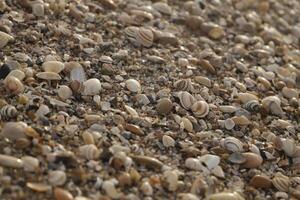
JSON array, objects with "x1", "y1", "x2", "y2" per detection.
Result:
[
  {"x1": 272, "y1": 173, "x2": 290, "y2": 192},
  {"x1": 79, "y1": 144, "x2": 100, "y2": 160},
  {"x1": 54, "y1": 188, "x2": 74, "y2": 200},
  {"x1": 178, "y1": 91, "x2": 196, "y2": 110},
  {"x1": 219, "y1": 105, "x2": 237, "y2": 113},
  {"x1": 261, "y1": 96, "x2": 283, "y2": 116},
  {"x1": 124, "y1": 26, "x2": 139, "y2": 38},
  {"x1": 82, "y1": 131, "x2": 95, "y2": 145},
  {"x1": 178, "y1": 193, "x2": 199, "y2": 200},
  {"x1": 21, "y1": 156, "x2": 39, "y2": 172},
  {"x1": 4, "y1": 76, "x2": 25, "y2": 94},
  {"x1": 185, "y1": 158, "x2": 202, "y2": 171},
  {"x1": 135, "y1": 27, "x2": 153, "y2": 47},
  {"x1": 156, "y1": 98, "x2": 173, "y2": 115},
  {"x1": 0, "y1": 105, "x2": 17, "y2": 120},
  {"x1": 125, "y1": 79, "x2": 141, "y2": 93},
  {"x1": 36, "y1": 72, "x2": 61, "y2": 80},
  {"x1": 282, "y1": 87, "x2": 299, "y2": 99},
  {"x1": 26, "y1": 182, "x2": 51, "y2": 192},
  {"x1": 191, "y1": 101, "x2": 209, "y2": 118},
  {"x1": 238, "y1": 92, "x2": 259, "y2": 104},
  {"x1": 208, "y1": 192, "x2": 245, "y2": 200},
  {"x1": 102, "y1": 179, "x2": 121, "y2": 199},
  {"x1": 58, "y1": 85, "x2": 73, "y2": 100},
  {"x1": 224, "y1": 118, "x2": 235, "y2": 130},
  {"x1": 281, "y1": 138, "x2": 297, "y2": 157},
  {"x1": 162, "y1": 135, "x2": 175, "y2": 147},
  {"x1": 152, "y1": 2, "x2": 172, "y2": 15},
  {"x1": 99, "y1": 55, "x2": 113, "y2": 64},
  {"x1": 5, "y1": 69, "x2": 25, "y2": 81},
  {"x1": 174, "y1": 79, "x2": 193, "y2": 91},
  {"x1": 48, "y1": 170, "x2": 67, "y2": 186},
  {"x1": 42, "y1": 61, "x2": 65, "y2": 73},
  {"x1": 198, "y1": 154, "x2": 220, "y2": 170},
  {"x1": 231, "y1": 116, "x2": 251, "y2": 126},
  {"x1": 82, "y1": 78, "x2": 101, "y2": 95},
  {"x1": 194, "y1": 76, "x2": 211, "y2": 87},
  {"x1": 211, "y1": 165, "x2": 225, "y2": 178},
  {"x1": 140, "y1": 181, "x2": 153, "y2": 196},
  {"x1": 69, "y1": 64, "x2": 86, "y2": 82},
  {"x1": 124, "y1": 105, "x2": 139, "y2": 117},
  {"x1": 163, "y1": 170, "x2": 178, "y2": 191},
  {"x1": 0, "y1": 154, "x2": 23, "y2": 168},
  {"x1": 1, "y1": 122, "x2": 27, "y2": 140},
  {"x1": 0, "y1": 31, "x2": 14, "y2": 48},
  {"x1": 242, "y1": 152, "x2": 263, "y2": 168},
  {"x1": 208, "y1": 25, "x2": 225, "y2": 40},
  {"x1": 220, "y1": 137, "x2": 244, "y2": 152},
  {"x1": 181, "y1": 117, "x2": 193, "y2": 132}
]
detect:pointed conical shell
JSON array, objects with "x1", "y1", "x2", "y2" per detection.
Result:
[
  {"x1": 178, "y1": 91, "x2": 196, "y2": 110},
  {"x1": 220, "y1": 137, "x2": 244, "y2": 152},
  {"x1": 191, "y1": 101, "x2": 209, "y2": 118},
  {"x1": 82, "y1": 78, "x2": 101, "y2": 95},
  {"x1": 43, "y1": 61, "x2": 65, "y2": 73}
]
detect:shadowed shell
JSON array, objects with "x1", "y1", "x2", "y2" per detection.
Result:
[
  {"x1": 5, "y1": 69, "x2": 25, "y2": 81},
  {"x1": 135, "y1": 27, "x2": 154, "y2": 47},
  {"x1": 0, "y1": 105, "x2": 17, "y2": 120}
]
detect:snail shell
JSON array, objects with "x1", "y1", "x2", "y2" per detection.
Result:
[
  {"x1": 191, "y1": 100, "x2": 209, "y2": 118},
  {"x1": 220, "y1": 137, "x2": 244, "y2": 152},
  {"x1": 243, "y1": 99, "x2": 261, "y2": 112},
  {"x1": 174, "y1": 79, "x2": 193, "y2": 91},
  {"x1": 4, "y1": 76, "x2": 25, "y2": 94},
  {"x1": 178, "y1": 91, "x2": 196, "y2": 110},
  {"x1": 79, "y1": 144, "x2": 100, "y2": 160},
  {"x1": 48, "y1": 170, "x2": 67, "y2": 186},
  {"x1": 0, "y1": 105, "x2": 17, "y2": 120}
]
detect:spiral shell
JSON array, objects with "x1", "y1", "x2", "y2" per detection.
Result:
[
  {"x1": 174, "y1": 79, "x2": 193, "y2": 91},
  {"x1": 0, "y1": 105, "x2": 17, "y2": 120},
  {"x1": 261, "y1": 96, "x2": 283, "y2": 116},
  {"x1": 243, "y1": 99, "x2": 261, "y2": 112},
  {"x1": 191, "y1": 101, "x2": 209, "y2": 118},
  {"x1": 4, "y1": 76, "x2": 25, "y2": 94},
  {"x1": 220, "y1": 137, "x2": 244, "y2": 152},
  {"x1": 178, "y1": 91, "x2": 196, "y2": 110},
  {"x1": 79, "y1": 144, "x2": 100, "y2": 160},
  {"x1": 272, "y1": 173, "x2": 290, "y2": 192},
  {"x1": 48, "y1": 170, "x2": 67, "y2": 186}
]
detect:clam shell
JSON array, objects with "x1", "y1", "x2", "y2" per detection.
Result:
[
  {"x1": 100, "y1": 55, "x2": 113, "y2": 64},
  {"x1": 82, "y1": 78, "x2": 101, "y2": 95},
  {"x1": 156, "y1": 98, "x2": 173, "y2": 115},
  {"x1": 185, "y1": 158, "x2": 202, "y2": 171},
  {"x1": 224, "y1": 118, "x2": 235, "y2": 130},
  {"x1": 194, "y1": 76, "x2": 211, "y2": 87},
  {"x1": 162, "y1": 135, "x2": 175, "y2": 147},
  {"x1": 26, "y1": 182, "x2": 51, "y2": 192},
  {"x1": 0, "y1": 154, "x2": 23, "y2": 168},
  {"x1": 0, "y1": 31, "x2": 14, "y2": 48},
  {"x1": 49, "y1": 170, "x2": 67, "y2": 186},
  {"x1": 238, "y1": 92, "x2": 259, "y2": 104},
  {"x1": 124, "y1": 26, "x2": 139, "y2": 39},
  {"x1": 181, "y1": 117, "x2": 193, "y2": 132},
  {"x1": 220, "y1": 137, "x2": 244, "y2": 152},
  {"x1": 5, "y1": 69, "x2": 25, "y2": 81},
  {"x1": 70, "y1": 65, "x2": 86, "y2": 82},
  {"x1": 178, "y1": 91, "x2": 196, "y2": 110},
  {"x1": 82, "y1": 131, "x2": 95, "y2": 145},
  {"x1": 219, "y1": 105, "x2": 237, "y2": 113},
  {"x1": 211, "y1": 165, "x2": 225, "y2": 178},
  {"x1": 242, "y1": 152, "x2": 263, "y2": 168},
  {"x1": 4, "y1": 76, "x2": 24, "y2": 94},
  {"x1": 42, "y1": 61, "x2": 65, "y2": 73},
  {"x1": 58, "y1": 85, "x2": 73, "y2": 100},
  {"x1": 272, "y1": 173, "x2": 290, "y2": 192},
  {"x1": 125, "y1": 79, "x2": 141, "y2": 93},
  {"x1": 21, "y1": 156, "x2": 39, "y2": 172},
  {"x1": 163, "y1": 170, "x2": 178, "y2": 191},
  {"x1": 282, "y1": 87, "x2": 299, "y2": 99},
  {"x1": 36, "y1": 72, "x2": 61, "y2": 80},
  {"x1": 281, "y1": 138, "x2": 296, "y2": 157},
  {"x1": 231, "y1": 115, "x2": 251, "y2": 126},
  {"x1": 79, "y1": 144, "x2": 100, "y2": 160},
  {"x1": 135, "y1": 27, "x2": 153, "y2": 47},
  {"x1": 243, "y1": 99, "x2": 260, "y2": 112},
  {"x1": 250, "y1": 175, "x2": 272, "y2": 189},
  {"x1": 174, "y1": 79, "x2": 193, "y2": 91},
  {"x1": 1, "y1": 122, "x2": 27, "y2": 140},
  {"x1": 191, "y1": 101, "x2": 209, "y2": 118},
  {"x1": 199, "y1": 154, "x2": 220, "y2": 170}
]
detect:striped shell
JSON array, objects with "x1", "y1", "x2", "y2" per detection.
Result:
[
  {"x1": 220, "y1": 137, "x2": 244, "y2": 152},
  {"x1": 79, "y1": 144, "x2": 100, "y2": 160},
  {"x1": 261, "y1": 96, "x2": 283, "y2": 116},
  {"x1": 272, "y1": 173, "x2": 290, "y2": 192},
  {"x1": 0, "y1": 105, "x2": 17, "y2": 120},
  {"x1": 48, "y1": 170, "x2": 67, "y2": 186},
  {"x1": 124, "y1": 26, "x2": 139, "y2": 39},
  {"x1": 243, "y1": 99, "x2": 261, "y2": 112},
  {"x1": 174, "y1": 79, "x2": 193, "y2": 91},
  {"x1": 191, "y1": 101, "x2": 209, "y2": 118},
  {"x1": 135, "y1": 27, "x2": 153, "y2": 47},
  {"x1": 178, "y1": 91, "x2": 196, "y2": 110}
]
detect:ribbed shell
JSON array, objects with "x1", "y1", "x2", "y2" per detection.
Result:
[
  {"x1": 135, "y1": 27, "x2": 153, "y2": 47},
  {"x1": 272, "y1": 174, "x2": 290, "y2": 192},
  {"x1": 0, "y1": 105, "x2": 17, "y2": 120},
  {"x1": 174, "y1": 79, "x2": 193, "y2": 91},
  {"x1": 191, "y1": 101, "x2": 209, "y2": 118},
  {"x1": 261, "y1": 96, "x2": 283, "y2": 115},
  {"x1": 220, "y1": 137, "x2": 244, "y2": 152},
  {"x1": 178, "y1": 91, "x2": 196, "y2": 110},
  {"x1": 79, "y1": 144, "x2": 100, "y2": 160}
]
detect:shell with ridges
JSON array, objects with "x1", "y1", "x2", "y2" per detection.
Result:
[
  {"x1": 191, "y1": 101, "x2": 209, "y2": 118},
  {"x1": 42, "y1": 61, "x2": 65, "y2": 73},
  {"x1": 174, "y1": 79, "x2": 193, "y2": 91},
  {"x1": 0, "y1": 105, "x2": 17, "y2": 120},
  {"x1": 272, "y1": 173, "x2": 290, "y2": 192},
  {"x1": 178, "y1": 91, "x2": 196, "y2": 110},
  {"x1": 79, "y1": 144, "x2": 100, "y2": 160},
  {"x1": 243, "y1": 99, "x2": 261, "y2": 112},
  {"x1": 135, "y1": 27, "x2": 153, "y2": 47}
]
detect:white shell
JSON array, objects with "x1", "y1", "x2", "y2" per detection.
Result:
[
  {"x1": 42, "y1": 61, "x2": 65, "y2": 73},
  {"x1": 70, "y1": 65, "x2": 86, "y2": 82},
  {"x1": 36, "y1": 104, "x2": 50, "y2": 117},
  {"x1": 36, "y1": 72, "x2": 61, "y2": 80},
  {"x1": 21, "y1": 156, "x2": 39, "y2": 172},
  {"x1": 58, "y1": 85, "x2": 73, "y2": 100},
  {"x1": 82, "y1": 78, "x2": 101, "y2": 95},
  {"x1": 185, "y1": 158, "x2": 202, "y2": 171},
  {"x1": 261, "y1": 96, "x2": 283, "y2": 115},
  {"x1": 1, "y1": 122, "x2": 27, "y2": 140},
  {"x1": 0, "y1": 154, "x2": 23, "y2": 168},
  {"x1": 140, "y1": 181, "x2": 153, "y2": 196},
  {"x1": 191, "y1": 101, "x2": 209, "y2": 118},
  {"x1": 135, "y1": 27, "x2": 153, "y2": 47},
  {"x1": 163, "y1": 170, "x2": 178, "y2": 191},
  {"x1": 48, "y1": 170, "x2": 67, "y2": 186},
  {"x1": 198, "y1": 154, "x2": 220, "y2": 170},
  {"x1": 5, "y1": 69, "x2": 25, "y2": 81},
  {"x1": 282, "y1": 87, "x2": 299, "y2": 99},
  {"x1": 220, "y1": 137, "x2": 244, "y2": 152},
  {"x1": 124, "y1": 105, "x2": 139, "y2": 117},
  {"x1": 0, "y1": 31, "x2": 14, "y2": 48},
  {"x1": 79, "y1": 144, "x2": 100, "y2": 160},
  {"x1": 102, "y1": 179, "x2": 121, "y2": 199},
  {"x1": 224, "y1": 118, "x2": 235, "y2": 130},
  {"x1": 281, "y1": 138, "x2": 296, "y2": 157},
  {"x1": 125, "y1": 79, "x2": 141, "y2": 93},
  {"x1": 211, "y1": 166, "x2": 225, "y2": 178},
  {"x1": 178, "y1": 91, "x2": 196, "y2": 110},
  {"x1": 162, "y1": 135, "x2": 175, "y2": 147}
]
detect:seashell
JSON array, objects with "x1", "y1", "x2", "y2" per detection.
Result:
[
  {"x1": 99, "y1": 55, "x2": 113, "y2": 64},
  {"x1": 163, "y1": 170, "x2": 178, "y2": 191},
  {"x1": 0, "y1": 105, "x2": 17, "y2": 120},
  {"x1": 42, "y1": 61, "x2": 65, "y2": 73},
  {"x1": 282, "y1": 87, "x2": 299, "y2": 99},
  {"x1": 178, "y1": 91, "x2": 196, "y2": 110},
  {"x1": 224, "y1": 118, "x2": 235, "y2": 130},
  {"x1": 156, "y1": 98, "x2": 173, "y2": 115},
  {"x1": 140, "y1": 181, "x2": 153, "y2": 196},
  {"x1": 21, "y1": 156, "x2": 39, "y2": 172},
  {"x1": 69, "y1": 65, "x2": 86, "y2": 82},
  {"x1": 162, "y1": 135, "x2": 175, "y2": 147},
  {"x1": 238, "y1": 92, "x2": 259, "y2": 104},
  {"x1": 32, "y1": 2, "x2": 44, "y2": 17},
  {"x1": 102, "y1": 179, "x2": 121, "y2": 199},
  {"x1": 220, "y1": 137, "x2": 244, "y2": 152},
  {"x1": 146, "y1": 55, "x2": 165, "y2": 64},
  {"x1": 58, "y1": 85, "x2": 73, "y2": 100},
  {"x1": 242, "y1": 152, "x2": 263, "y2": 168},
  {"x1": 199, "y1": 154, "x2": 220, "y2": 170},
  {"x1": 124, "y1": 26, "x2": 139, "y2": 39},
  {"x1": 185, "y1": 158, "x2": 202, "y2": 171},
  {"x1": 1, "y1": 122, "x2": 27, "y2": 140},
  {"x1": 152, "y1": 2, "x2": 172, "y2": 15},
  {"x1": 49, "y1": 170, "x2": 67, "y2": 186},
  {"x1": 178, "y1": 193, "x2": 199, "y2": 200},
  {"x1": 211, "y1": 165, "x2": 225, "y2": 178},
  {"x1": 194, "y1": 76, "x2": 211, "y2": 87},
  {"x1": 54, "y1": 188, "x2": 74, "y2": 200},
  {"x1": 261, "y1": 96, "x2": 283, "y2": 116},
  {"x1": 191, "y1": 101, "x2": 209, "y2": 118},
  {"x1": 36, "y1": 72, "x2": 61, "y2": 80},
  {"x1": 125, "y1": 79, "x2": 141, "y2": 93},
  {"x1": 124, "y1": 105, "x2": 139, "y2": 117},
  {"x1": 243, "y1": 99, "x2": 260, "y2": 112},
  {"x1": 208, "y1": 192, "x2": 245, "y2": 200},
  {"x1": 130, "y1": 155, "x2": 163, "y2": 169},
  {"x1": 26, "y1": 182, "x2": 51, "y2": 192},
  {"x1": 36, "y1": 104, "x2": 50, "y2": 117},
  {"x1": 272, "y1": 173, "x2": 290, "y2": 192},
  {"x1": 198, "y1": 59, "x2": 216, "y2": 74},
  {"x1": 249, "y1": 144, "x2": 261, "y2": 155},
  {"x1": 231, "y1": 116, "x2": 251, "y2": 126},
  {"x1": 0, "y1": 31, "x2": 14, "y2": 48},
  {"x1": 181, "y1": 117, "x2": 193, "y2": 132},
  {"x1": 82, "y1": 78, "x2": 101, "y2": 95},
  {"x1": 281, "y1": 138, "x2": 296, "y2": 157},
  {"x1": 0, "y1": 154, "x2": 23, "y2": 168},
  {"x1": 82, "y1": 131, "x2": 95, "y2": 145},
  {"x1": 174, "y1": 79, "x2": 193, "y2": 91},
  {"x1": 228, "y1": 152, "x2": 246, "y2": 164},
  {"x1": 79, "y1": 144, "x2": 100, "y2": 160},
  {"x1": 208, "y1": 25, "x2": 225, "y2": 40},
  {"x1": 250, "y1": 175, "x2": 272, "y2": 189},
  {"x1": 5, "y1": 69, "x2": 25, "y2": 81},
  {"x1": 125, "y1": 124, "x2": 144, "y2": 135},
  {"x1": 135, "y1": 27, "x2": 154, "y2": 47},
  {"x1": 4, "y1": 76, "x2": 24, "y2": 94},
  {"x1": 219, "y1": 105, "x2": 237, "y2": 113}
]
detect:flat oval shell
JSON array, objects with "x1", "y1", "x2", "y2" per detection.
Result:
[
  {"x1": 36, "y1": 72, "x2": 61, "y2": 80},
  {"x1": 125, "y1": 79, "x2": 141, "y2": 93},
  {"x1": 156, "y1": 98, "x2": 173, "y2": 115},
  {"x1": 82, "y1": 78, "x2": 101, "y2": 95},
  {"x1": 242, "y1": 152, "x2": 263, "y2": 168},
  {"x1": 43, "y1": 61, "x2": 65, "y2": 73}
]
